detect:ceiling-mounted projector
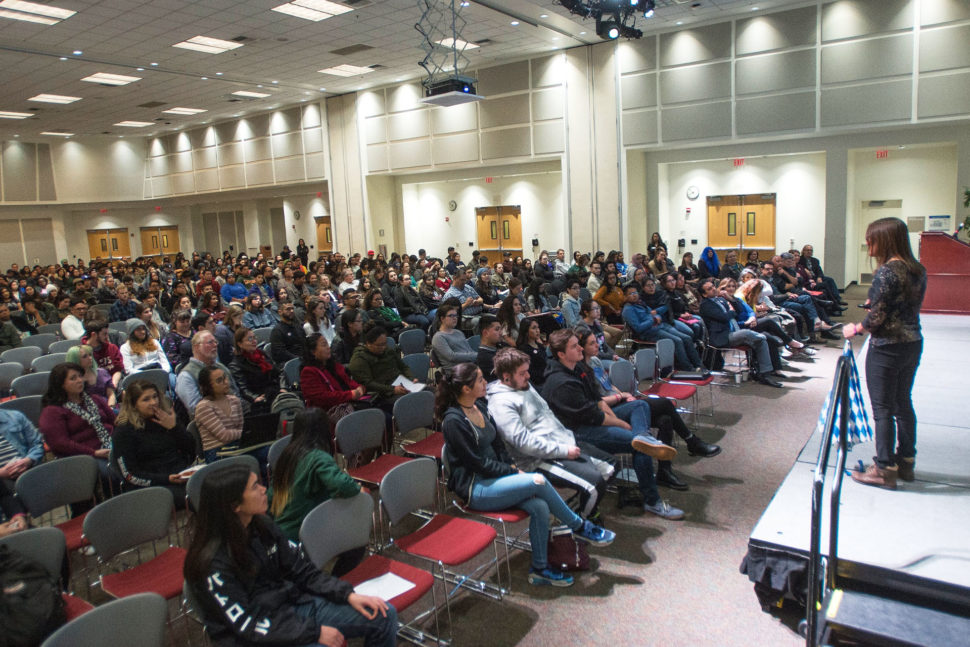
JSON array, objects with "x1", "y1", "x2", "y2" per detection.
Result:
[{"x1": 420, "y1": 75, "x2": 483, "y2": 107}]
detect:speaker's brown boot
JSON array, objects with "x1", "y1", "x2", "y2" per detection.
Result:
[
  {"x1": 850, "y1": 463, "x2": 897, "y2": 490},
  {"x1": 896, "y1": 458, "x2": 915, "y2": 482}
]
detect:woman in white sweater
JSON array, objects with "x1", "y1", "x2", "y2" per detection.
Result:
[{"x1": 121, "y1": 318, "x2": 171, "y2": 374}]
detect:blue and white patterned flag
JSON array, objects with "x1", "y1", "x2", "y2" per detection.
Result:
[{"x1": 815, "y1": 341, "x2": 873, "y2": 447}]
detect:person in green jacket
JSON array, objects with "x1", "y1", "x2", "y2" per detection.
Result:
[
  {"x1": 268, "y1": 408, "x2": 362, "y2": 574},
  {"x1": 347, "y1": 324, "x2": 422, "y2": 415},
  {"x1": 0, "y1": 305, "x2": 23, "y2": 353}
]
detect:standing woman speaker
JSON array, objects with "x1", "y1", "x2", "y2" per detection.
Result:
[{"x1": 844, "y1": 217, "x2": 926, "y2": 490}]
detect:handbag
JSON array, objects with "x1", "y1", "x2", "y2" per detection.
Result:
[{"x1": 546, "y1": 526, "x2": 590, "y2": 572}]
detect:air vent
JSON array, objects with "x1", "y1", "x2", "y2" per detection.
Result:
[
  {"x1": 343, "y1": 0, "x2": 373, "y2": 6},
  {"x1": 330, "y1": 44, "x2": 374, "y2": 56},
  {"x1": 228, "y1": 98, "x2": 241, "y2": 102},
  {"x1": 138, "y1": 101, "x2": 166, "y2": 108},
  {"x1": 473, "y1": 39, "x2": 493, "y2": 46},
  {"x1": 368, "y1": 64, "x2": 385, "y2": 70},
  {"x1": 231, "y1": 35, "x2": 250, "y2": 42}
]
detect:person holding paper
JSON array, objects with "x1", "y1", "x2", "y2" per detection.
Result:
[{"x1": 348, "y1": 324, "x2": 421, "y2": 418}]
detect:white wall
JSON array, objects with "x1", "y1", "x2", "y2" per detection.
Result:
[
  {"x1": 52, "y1": 139, "x2": 146, "y2": 203},
  {"x1": 65, "y1": 206, "x2": 194, "y2": 262},
  {"x1": 282, "y1": 192, "x2": 329, "y2": 256},
  {"x1": 660, "y1": 152, "x2": 827, "y2": 264}
]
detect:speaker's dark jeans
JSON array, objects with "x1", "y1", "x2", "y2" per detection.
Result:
[{"x1": 866, "y1": 340, "x2": 922, "y2": 468}]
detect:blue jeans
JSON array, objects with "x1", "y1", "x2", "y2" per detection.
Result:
[
  {"x1": 294, "y1": 595, "x2": 398, "y2": 647},
  {"x1": 647, "y1": 323, "x2": 702, "y2": 369},
  {"x1": 403, "y1": 313, "x2": 432, "y2": 330},
  {"x1": 470, "y1": 473, "x2": 583, "y2": 570},
  {"x1": 782, "y1": 295, "x2": 819, "y2": 324},
  {"x1": 573, "y1": 400, "x2": 659, "y2": 505},
  {"x1": 867, "y1": 340, "x2": 922, "y2": 468}
]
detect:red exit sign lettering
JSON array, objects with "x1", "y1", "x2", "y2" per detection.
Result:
[
  {"x1": 876, "y1": 150, "x2": 889, "y2": 159},
  {"x1": 733, "y1": 158, "x2": 745, "y2": 167}
]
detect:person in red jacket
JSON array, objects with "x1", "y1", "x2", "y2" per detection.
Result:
[
  {"x1": 300, "y1": 333, "x2": 371, "y2": 441},
  {"x1": 81, "y1": 319, "x2": 124, "y2": 387}
]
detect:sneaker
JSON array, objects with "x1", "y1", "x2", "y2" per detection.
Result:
[
  {"x1": 643, "y1": 499, "x2": 685, "y2": 520},
  {"x1": 528, "y1": 566, "x2": 574, "y2": 587},
  {"x1": 631, "y1": 434, "x2": 677, "y2": 461},
  {"x1": 573, "y1": 520, "x2": 616, "y2": 547}
]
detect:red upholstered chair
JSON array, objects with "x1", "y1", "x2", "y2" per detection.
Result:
[
  {"x1": 82, "y1": 487, "x2": 186, "y2": 602},
  {"x1": 15, "y1": 455, "x2": 98, "y2": 555},
  {"x1": 337, "y1": 409, "x2": 412, "y2": 487},
  {"x1": 41, "y1": 593, "x2": 168, "y2": 647},
  {"x1": 300, "y1": 492, "x2": 440, "y2": 645},
  {"x1": 655, "y1": 338, "x2": 716, "y2": 417},
  {"x1": 633, "y1": 347, "x2": 698, "y2": 429},
  {"x1": 380, "y1": 458, "x2": 503, "y2": 604}
]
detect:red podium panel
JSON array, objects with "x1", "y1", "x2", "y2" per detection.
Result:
[{"x1": 919, "y1": 232, "x2": 970, "y2": 315}]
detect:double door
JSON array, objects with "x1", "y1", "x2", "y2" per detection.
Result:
[
  {"x1": 140, "y1": 226, "x2": 180, "y2": 259},
  {"x1": 86, "y1": 229, "x2": 131, "y2": 260},
  {"x1": 475, "y1": 206, "x2": 523, "y2": 263},
  {"x1": 315, "y1": 216, "x2": 333, "y2": 254},
  {"x1": 706, "y1": 194, "x2": 776, "y2": 259}
]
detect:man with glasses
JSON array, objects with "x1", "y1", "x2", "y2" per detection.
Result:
[
  {"x1": 175, "y1": 330, "x2": 241, "y2": 414},
  {"x1": 60, "y1": 298, "x2": 88, "y2": 340}
]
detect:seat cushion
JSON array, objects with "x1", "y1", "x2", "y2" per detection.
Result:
[
  {"x1": 101, "y1": 547, "x2": 187, "y2": 600},
  {"x1": 404, "y1": 433, "x2": 445, "y2": 460},
  {"x1": 62, "y1": 593, "x2": 95, "y2": 621},
  {"x1": 646, "y1": 382, "x2": 696, "y2": 401},
  {"x1": 341, "y1": 555, "x2": 434, "y2": 611},
  {"x1": 57, "y1": 514, "x2": 90, "y2": 551},
  {"x1": 348, "y1": 454, "x2": 411, "y2": 486},
  {"x1": 395, "y1": 514, "x2": 496, "y2": 565},
  {"x1": 459, "y1": 505, "x2": 529, "y2": 524}
]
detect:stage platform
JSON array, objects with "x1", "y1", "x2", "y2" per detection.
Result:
[{"x1": 745, "y1": 314, "x2": 970, "y2": 611}]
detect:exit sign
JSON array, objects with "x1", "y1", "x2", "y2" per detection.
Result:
[
  {"x1": 733, "y1": 158, "x2": 745, "y2": 167},
  {"x1": 876, "y1": 150, "x2": 889, "y2": 159},
  {"x1": 485, "y1": 176, "x2": 493, "y2": 183}
]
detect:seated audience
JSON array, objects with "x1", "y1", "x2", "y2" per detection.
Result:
[
  {"x1": 515, "y1": 317, "x2": 548, "y2": 388},
  {"x1": 431, "y1": 303, "x2": 477, "y2": 370},
  {"x1": 475, "y1": 315, "x2": 506, "y2": 381},
  {"x1": 230, "y1": 327, "x2": 280, "y2": 414},
  {"x1": 303, "y1": 296, "x2": 336, "y2": 344},
  {"x1": 65, "y1": 344, "x2": 117, "y2": 408},
  {"x1": 175, "y1": 331, "x2": 240, "y2": 414},
  {"x1": 331, "y1": 309, "x2": 363, "y2": 366},
  {"x1": 496, "y1": 295, "x2": 524, "y2": 347},
  {"x1": 0, "y1": 305, "x2": 21, "y2": 352},
  {"x1": 60, "y1": 298, "x2": 88, "y2": 339},
  {"x1": 162, "y1": 309, "x2": 194, "y2": 369},
  {"x1": 719, "y1": 249, "x2": 743, "y2": 281},
  {"x1": 348, "y1": 324, "x2": 418, "y2": 414},
  {"x1": 362, "y1": 288, "x2": 408, "y2": 339},
  {"x1": 593, "y1": 271, "x2": 625, "y2": 324},
  {"x1": 0, "y1": 408, "x2": 45, "y2": 531},
  {"x1": 301, "y1": 333, "x2": 367, "y2": 427},
  {"x1": 82, "y1": 319, "x2": 124, "y2": 387},
  {"x1": 241, "y1": 293, "x2": 279, "y2": 330},
  {"x1": 560, "y1": 279, "x2": 583, "y2": 327},
  {"x1": 622, "y1": 283, "x2": 704, "y2": 371},
  {"x1": 698, "y1": 247, "x2": 720, "y2": 279},
  {"x1": 108, "y1": 285, "x2": 138, "y2": 323},
  {"x1": 121, "y1": 318, "x2": 171, "y2": 374},
  {"x1": 269, "y1": 301, "x2": 307, "y2": 366}
]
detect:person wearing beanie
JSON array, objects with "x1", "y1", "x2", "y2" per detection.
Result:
[{"x1": 120, "y1": 318, "x2": 171, "y2": 375}]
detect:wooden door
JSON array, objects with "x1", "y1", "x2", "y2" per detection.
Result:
[
  {"x1": 109, "y1": 229, "x2": 131, "y2": 258},
  {"x1": 141, "y1": 228, "x2": 161, "y2": 258},
  {"x1": 707, "y1": 194, "x2": 775, "y2": 259},
  {"x1": 315, "y1": 217, "x2": 333, "y2": 254},
  {"x1": 475, "y1": 205, "x2": 522, "y2": 263},
  {"x1": 88, "y1": 231, "x2": 110, "y2": 260},
  {"x1": 159, "y1": 226, "x2": 180, "y2": 257},
  {"x1": 498, "y1": 207, "x2": 522, "y2": 260},
  {"x1": 87, "y1": 229, "x2": 130, "y2": 260}
]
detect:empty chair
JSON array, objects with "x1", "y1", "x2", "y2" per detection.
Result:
[
  {"x1": 185, "y1": 455, "x2": 260, "y2": 512},
  {"x1": 0, "y1": 361, "x2": 25, "y2": 395},
  {"x1": 335, "y1": 409, "x2": 411, "y2": 489},
  {"x1": 634, "y1": 347, "x2": 697, "y2": 428},
  {"x1": 402, "y1": 353, "x2": 431, "y2": 385},
  {"x1": 82, "y1": 487, "x2": 186, "y2": 601},
  {"x1": 609, "y1": 358, "x2": 637, "y2": 394},
  {"x1": 0, "y1": 527, "x2": 94, "y2": 621},
  {"x1": 267, "y1": 434, "x2": 292, "y2": 473},
  {"x1": 397, "y1": 328, "x2": 426, "y2": 356},
  {"x1": 1, "y1": 346, "x2": 43, "y2": 371},
  {"x1": 282, "y1": 357, "x2": 301, "y2": 389},
  {"x1": 393, "y1": 390, "x2": 442, "y2": 461},
  {"x1": 15, "y1": 455, "x2": 99, "y2": 552},
  {"x1": 107, "y1": 321, "x2": 128, "y2": 334},
  {"x1": 11, "y1": 371, "x2": 51, "y2": 397},
  {"x1": 0, "y1": 395, "x2": 44, "y2": 428},
  {"x1": 37, "y1": 324, "x2": 63, "y2": 337},
  {"x1": 49, "y1": 339, "x2": 81, "y2": 355},
  {"x1": 22, "y1": 333, "x2": 58, "y2": 354},
  {"x1": 656, "y1": 337, "x2": 714, "y2": 417},
  {"x1": 252, "y1": 327, "x2": 273, "y2": 344},
  {"x1": 41, "y1": 592, "x2": 168, "y2": 647},
  {"x1": 32, "y1": 352, "x2": 67, "y2": 373},
  {"x1": 119, "y1": 368, "x2": 169, "y2": 396}
]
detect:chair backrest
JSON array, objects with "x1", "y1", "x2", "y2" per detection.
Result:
[
  {"x1": 11, "y1": 371, "x2": 50, "y2": 397},
  {"x1": 579, "y1": 287, "x2": 592, "y2": 303},
  {"x1": 108, "y1": 321, "x2": 128, "y2": 333},
  {"x1": 185, "y1": 421, "x2": 203, "y2": 461},
  {"x1": 108, "y1": 329, "x2": 126, "y2": 346},
  {"x1": 334, "y1": 408, "x2": 386, "y2": 457},
  {"x1": 82, "y1": 487, "x2": 174, "y2": 561},
  {"x1": 386, "y1": 336, "x2": 396, "y2": 350},
  {"x1": 90, "y1": 304, "x2": 112, "y2": 318},
  {"x1": 267, "y1": 435, "x2": 292, "y2": 471},
  {"x1": 299, "y1": 491, "x2": 373, "y2": 569},
  {"x1": 31, "y1": 353, "x2": 67, "y2": 373},
  {"x1": 185, "y1": 455, "x2": 260, "y2": 511},
  {"x1": 633, "y1": 347, "x2": 658, "y2": 382},
  {"x1": 0, "y1": 346, "x2": 43, "y2": 370},
  {"x1": 402, "y1": 353, "x2": 431, "y2": 384},
  {"x1": 608, "y1": 358, "x2": 636, "y2": 394},
  {"x1": 380, "y1": 458, "x2": 438, "y2": 525},
  {"x1": 36, "y1": 324, "x2": 63, "y2": 337},
  {"x1": 0, "y1": 527, "x2": 66, "y2": 583},
  {"x1": 655, "y1": 338, "x2": 675, "y2": 376},
  {"x1": 49, "y1": 339, "x2": 81, "y2": 355},
  {"x1": 397, "y1": 328, "x2": 425, "y2": 356},
  {"x1": 253, "y1": 327, "x2": 274, "y2": 344},
  {"x1": 21, "y1": 333, "x2": 58, "y2": 354},
  {"x1": 120, "y1": 369, "x2": 169, "y2": 395},
  {"x1": 0, "y1": 361, "x2": 25, "y2": 393},
  {"x1": 41, "y1": 592, "x2": 168, "y2": 647},
  {"x1": 466, "y1": 334, "x2": 481, "y2": 350},
  {"x1": 283, "y1": 358, "x2": 301, "y2": 389},
  {"x1": 393, "y1": 390, "x2": 434, "y2": 436},
  {"x1": 0, "y1": 395, "x2": 44, "y2": 429},
  {"x1": 15, "y1": 455, "x2": 99, "y2": 517}
]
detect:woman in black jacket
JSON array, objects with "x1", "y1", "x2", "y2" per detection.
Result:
[
  {"x1": 394, "y1": 276, "x2": 432, "y2": 331},
  {"x1": 439, "y1": 363, "x2": 613, "y2": 589},
  {"x1": 229, "y1": 327, "x2": 280, "y2": 414},
  {"x1": 183, "y1": 463, "x2": 395, "y2": 647}
]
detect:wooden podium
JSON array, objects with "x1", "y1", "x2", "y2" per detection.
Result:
[{"x1": 919, "y1": 232, "x2": 970, "y2": 315}]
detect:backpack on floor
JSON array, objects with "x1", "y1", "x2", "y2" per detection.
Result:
[
  {"x1": 547, "y1": 526, "x2": 590, "y2": 572},
  {"x1": 271, "y1": 390, "x2": 306, "y2": 436},
  {"x1": 0, "y1": 544, "x2": 66, "y2": 647}
]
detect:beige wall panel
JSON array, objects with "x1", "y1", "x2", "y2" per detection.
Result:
[
  {"x1": 821, "y1": 34, "x2": 913, "y2": 84},
  {"x1": 219, "y1": 166, "x2": 245, "y2": 189},
  {"x1": 302, "y1": 103, "x2": 323, "y2": 128},
  {"x1": 305, "y1": 152, "x2": 326, "y2": 179},
  {"x1": 736, "y1": 5, "x2": 817, "y2": 55},
  {"x1": 432, "y1": 132, "x2": 480, "y2": 164},
  {"x1": 736, "y1": 50, "x2": 816, "y2": 94},
  {"x1": 150, "y1": 156, "x2": 169, "y2": 177},
  {"x1": 431, "y1": 102, "x2": 478, "y2": 134},
  {"x1": 388, "y1": 110, "x2": 430, "y2": 141},
  {"x1": 143, "y1": 179, "x2": 153, "y2": 198},
  {"x1": 660, "y1": 62, "x2": 732, "y2": 104},
  {"x1": 0, "y1": 221, "x2": 22, "y2": 264},
  {"x1": 622, "y1": 109, "x2": 659, "y2": 146},
  {"x1": 37, "y1": 144, "x2": 56, "y2": 201},
  {"x1": 480, "y1": 94, "x2": 530, "y2": 128},
  {"x1": 246, "y1": 161, "x2": 274, "y2": 185},
  {"x1": 189, "y1": 127, "x2": 217, "y2": 149},
  {"x1": 20, "y1": 218, "x2": 55, "y2": 265},
  {"x1": 193, "y1": 147, "x2": 218, "y2": 170},
  {"x1": 152, "y1": 175, "x2": 173, "y2": 196},
  {"x1": 389, "y1": 140, "x2": 432, "y2": 169},
  {"x1": 387, "y1": 84, "x2": 424, "y2": 113},
  {"x1": 218, "y1": 142, "x2": 244, "y2": 166},
  {"x1": 532, "y1": 88, "x2": 564, "y2": 121},
  {"x1": 621, "y1": 73, "x2": 657, "y2": 110},
  {"x1": 358, "y1": 90, "x2": 386, "y2": 117},
  {"x1": 367, "y1": 145, "x2": 389, "y2": 172},
  {"x1": 149, "y1": 137, "x2": 167, "y2": 157},
  {"x1": 820, "y1": 80, "x2": 911, "y2": 126},
  {"x1": 531, "y1": 54, "x2": 565, "y2": 87},
  {"x1": 196, "y1": 169, "x2": 219, "y2": 192},
  {"x1": 618, "y1": 37, "x2": 657, "y2": 74},
  {"x1": 172, "y1": 173, "x2": 196, "y2": 195},
  {"x1": 365, "y1": 116, "x2": 387, "y2": 144},
  {"x1": 482, "y1": 127, "x2": 532, "y2": 160},
  {"x1": 922, "y1": 0, "x2": 970, "y2": 26},
  {"x1": 172, "y1": 133, "x2": 192, "y2": 152},
  {"x1": 477, "y1": 60, "x2": 530, "y2": 95},
  {"x1": 247, "y1": 137, "x2": 273, "y2": 162},
  {"x1": 736, "y1": 92, "x2": 816, "y2": 134},
  {"x1": 2, "y1": 143, "x2": 36, "y2": 201},
  {"x1": 660, "y1": 23, "x2": 732, "y2": 67},
  {"x1": 919, "y1": 24, "x2": 970, "y2": 72},
  {"x1": 303, "y1": 128, "x2": 324, "y2": 153},
  {"x1": 214, "y1": 121, "x2": 238, "y2": 142},
  {"x1": 172, "y1": 151, "x2": 193, "y2": 174},
  {"x1": 918, "y1": 71, "x2": 970, "y2": 117},
  {"x1": 821, "y1": 0, "x2": 913, "y2": 42},
  {"x1": 533, "y1": 121, "x2": 564, "y2": 154},
  {"x1": 274, "y1": 157, "x2": 306, "y2": 183},
  {"x1": 270, "y1": 108, "x2": 301, "y2": 134},
  {"x1": 272, "y1": 132, "x2": 303, "y2": 157},
  {"x1": 661, "y1": 102, "x2": 732, "y2": 141},
  {"x1": 247, "y1": 114, "x2": 271, "y2": 139}
]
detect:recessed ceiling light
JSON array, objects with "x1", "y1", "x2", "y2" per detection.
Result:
[
  {"x1": 136, "y1": 67, "x2": 145, "y2": 71},
  {"x1": 150, "y1": 62, "x2": 158, "y2": 66},
  {"x1": 163, "y1": 107, "x2": 207, "y2": 115},
  {"x1": 540, "y1": 13, "x2": 548, "y2": 18},
  {"x1": 271, "y1": 0, "x2": 352, "y2": 22},
  {"x1": 13, "y1": 134, "x2": 19, "y2": 137},
  {"x1": 232, "y1": 90, "x2": 272, "y2": 98},
  {"x1": 257, "y1": 84, "x2": 263, "y2": 88},
  {"x1": 0, "y1": 0, "x2": 75, "y2": 24},
  {"x1": 81, "y1": 72, "x2": 141, "y2": 86},
  {"x1": 510, "y1": 21, "x2": 519, "y2": 26},
  {"x1": 580, "y1": 31, "x2": 586, "y2": 35},
  {"x1": 114, "y1": 120, "x2": 153, "y2": 127},
  {"x1": 29, "y1": 93, "x2": 82, "y2": 104},
  {"x1": 676, "y1": 20, "x2": 683, "y2": 25},
  {"x1": 0, "y1": 111, "x2": 32, "y2": 119},
  {"x1": 317, "y1": 64, "x2": 374, "y2": 77},
  {"x1": 59, "y1": 56, "x2": 67, "y2": 60},
  {"x1": 172, "y1": 35, "x2": 243, "y2": 54},
  {"x1": 215, "y1": 72, "x2": 223, "y2": 75},
  {"x1": 272, "y1": 80, "x2": 279, "y2": 84},
  {"x1": 200, "y1": 76, "x2": 208, "y2": 80},
  {"x1": 40, "y1": 131, "x2": 73, "y2": 136},
  {"x1": 72, "y1": 50, "x2": 82, "y2": 55},
  {"x1": 751, "y1": 6, "x2": 759, "y2": 10},
  {"x1": 436, "y1": 37, "x2": 479, "y2": 50}
]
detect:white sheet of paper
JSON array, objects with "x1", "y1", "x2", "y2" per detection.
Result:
[
  {"x1": 353, "y1": 572, "x2": 416, "y2": 601},
  {"x1": 392, "y1": 375, "x2": 424, "y2": 393}
]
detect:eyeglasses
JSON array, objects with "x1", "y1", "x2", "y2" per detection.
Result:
[{"x1": 445, "y1": 313, "x2": 458, "y2": 318}]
